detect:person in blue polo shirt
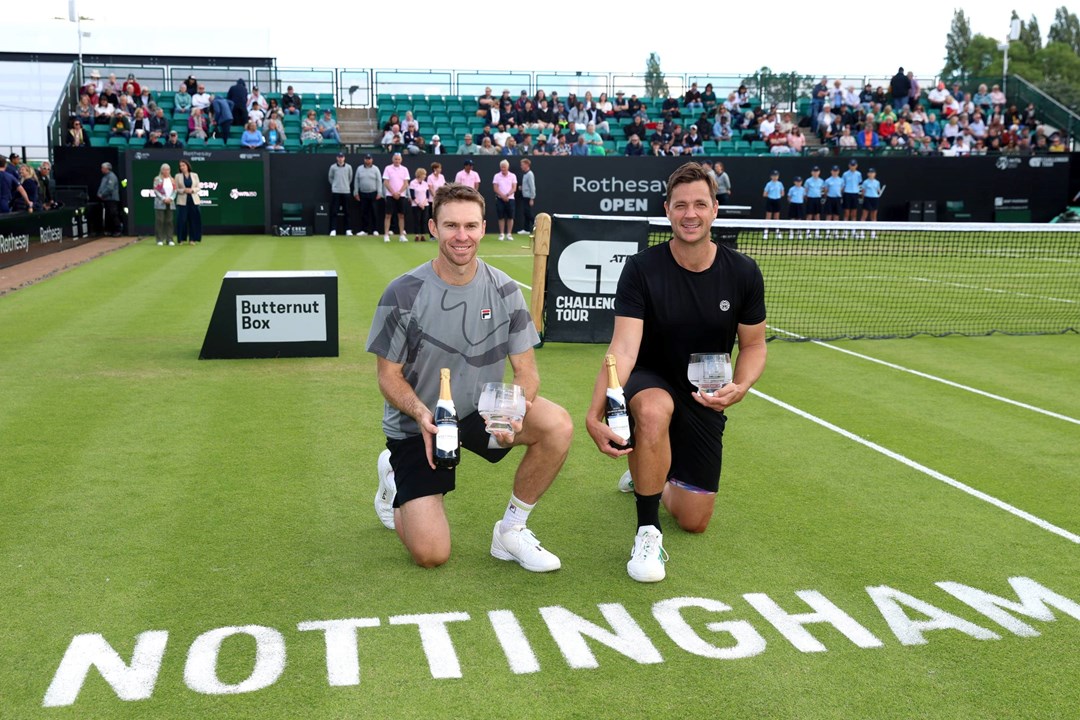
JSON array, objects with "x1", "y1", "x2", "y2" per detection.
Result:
[
  {"x1": 859, "y1": 167, "x2": 882, "y2": 224},
  {"x1": 823, "y1": 165, "x2": 844, "y2": 223},
  {"x1": 841, "y1": 159, "x2": 862, "y2": 222},
  {"x1": 787, "y1": 176, "x2": 806, "y2": 221},
  {"x1": 762, "y1": 170, "x2": 784, "y2": 220},
  {"x1": 803, "y1": 166, "x2": 824, "y2": 222}
]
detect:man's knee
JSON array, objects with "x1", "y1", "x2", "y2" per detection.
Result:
[
  {"x1": 674, "y1": 511, "x2": 713, "y2": 534},
  {"x1": 410, "y1": 544, "x2": 450, "y2": 569},
  {"x1": 630, "y1": 391, "x2": 674, "y2": 438}
]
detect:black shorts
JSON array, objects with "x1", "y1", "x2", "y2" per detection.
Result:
[
  {"x1": 496, "y1": 198, "x2": 515, "y2": 220},
  {"x1": 625, "y1": 368, "x2": 727, "y2": 492},
  {"x1": 862, "y1": 196, "x2": 879, "y2": 211},
  {"x1": 765, "y1": 198, "x2": 782, "y2": 214},
  {"x1": 385, "y1": 411, "x2": 512, "y2": 507},
  {"x1": 842, "y1": 192, "x2": 860, "y2": 211},
  {"x1": 824, "y1": 197, "x2": 842, "y2": 216},
  {"x1": 385, "y1": 196, "x2": 407, "y2": 215},
  {"x1": 806, "y1": 197, "x2": 823, "y2": 215},
  {"x1": 788, "y1": 202, "x2": 806, "y2": 219}
]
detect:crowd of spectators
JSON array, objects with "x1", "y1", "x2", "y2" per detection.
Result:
[
  {"x1": 0, "y1": 153, "x2": 59, "y2": 215},
  {"x1": 67, "y1": 71, "x2": 331, "y2": 151},
  {"x1": 386, "y1": 76, "x2": 1069, "y2": 158}
]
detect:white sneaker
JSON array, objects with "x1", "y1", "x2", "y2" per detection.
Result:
[
  {"x1": 399, "y1": 234, "x2": 409, "y2": 243},
  {"x1": 618, "y1": 470, "x2": 635, "y2": 493},
  {"x1": 359, "y1": 231, "x2": 368, "y2": 236},
  {"x1": 167, "y1": 241, "x2": 176, "y2": 246},
  {"x1": 156, "y1": 241, "x2": 164, "y2": 246},
  {"x1": 498, "y1": 234, "x2": 505, "y2": 241},
  {"x1": 384, "y1": 234, "x2": 390, "y2": 243},
  {"x1": 346, "y1": 230, "x2": 353, "y2": 236},
  {"x1": 374, "y1": 450, "x2": 396, "y2": 530},
  {"x1": 517, "y1": 229, "x2": 529, "y2": 235},
  {"x1": 490, "y1": 523, "x2": 561, "y2": 572},
  {"x1": 627, "y1": 525, "x2": 667, "y2": 582},
  {"x1": 330, "y1": 230, "x2": 337, "y2": 236}
]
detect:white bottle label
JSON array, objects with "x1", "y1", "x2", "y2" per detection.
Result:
[{"x1": 436, "y1": 424, "x2": 458, "y2": 452}]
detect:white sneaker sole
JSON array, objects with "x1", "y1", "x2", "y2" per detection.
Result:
[
  {"x1": 374, "y1": 450, "x2": 395, "y2": 530},
  {"x1": 627, "y1": 561, "x2": 666, "y2": 583},
  {"x1": 490, "y1": 524, "x2": 561, "y2": 572}
]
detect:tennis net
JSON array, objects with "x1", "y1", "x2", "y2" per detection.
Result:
[{"x1": 645, "y1": 218, "x2": 1080, "y2": 341}]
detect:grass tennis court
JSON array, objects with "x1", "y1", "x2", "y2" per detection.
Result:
[{"x1": 2, "y1": 235, "x2": 1079, "y2": 718}]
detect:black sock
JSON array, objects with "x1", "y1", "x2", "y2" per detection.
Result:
[{"x1": 634, "y1": 491, "x2": 662, "y2": 532}]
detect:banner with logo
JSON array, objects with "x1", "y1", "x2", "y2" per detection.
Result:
[
  {"x1": 126, "y1": 150, "x2": 269, "y2": 234},
  {"x1": 544, "y1": 215, "x2": 649, "y2": 343}
]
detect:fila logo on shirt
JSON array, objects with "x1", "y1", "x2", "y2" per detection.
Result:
[
  {"x1": 481, "y1": 308, "x2": 492, "y2": 320},
  {"x1": 719, "y1": 300, "x2": 731, "y2": 312}
]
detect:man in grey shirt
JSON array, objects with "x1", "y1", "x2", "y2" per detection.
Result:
[
  {"x1": 352, "y1": 154, "x2": 383, "y2": 236},
  {"x1": 714, "y1": 160, "x2": 732, "y2": 205},
  {"x1": 518, "y1": 158, "x2": 536, "y2": 235},
  {"x1": 327, "y1": 152, "x2": 353, "y2": 236},
  {"x1": 97, "y1": 162, "x2": 122, "y2": 237},
  {"x1": 366, "y1": 183, "x2": 571, "y2": 573}
]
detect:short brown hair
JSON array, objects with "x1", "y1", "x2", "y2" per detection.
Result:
[
  {"x1": 665, "y1": 161, "x2": 717, "y2": 203},
  {"x1": 432, "y1": 183, "x2": 486, "y2": 222},
  {"x1": 430, "y1": 161, "x2": 442, "y2": 172}
]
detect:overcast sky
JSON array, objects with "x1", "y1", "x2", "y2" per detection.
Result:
[{"x1": 8, "y1": 1, "x2": 1074, "y2": 81}]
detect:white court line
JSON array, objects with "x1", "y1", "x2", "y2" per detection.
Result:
[
  {"x1": 751, "y1": 388, "x2": 1080, "y2": 545},
  {"x1": 770, "y1": 327, "x2": 1080, "y2": 426}
]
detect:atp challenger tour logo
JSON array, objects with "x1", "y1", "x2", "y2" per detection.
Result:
[
  {"x1": 555, "y1": 240, "x2": 638, "y2": 322},
  {"x1": 40, "y1": 575, "x2": 1080, "y2": 707}
]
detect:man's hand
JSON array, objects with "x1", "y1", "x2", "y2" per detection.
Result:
[
  {"x1": 691, "y1": 382, "x2": 748, "y2": 412},
  {"x1": 585, "y1": 413, "x2": 633, "y2": 459},
  {"x1": 417, "y1": 409, "x2": 438, "y2": 470}
]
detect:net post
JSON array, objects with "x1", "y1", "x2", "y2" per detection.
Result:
[{"x1": 530, "y1": 213, "x2": 552, "y2": 338}]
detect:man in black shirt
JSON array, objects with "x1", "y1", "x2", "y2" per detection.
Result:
[{"x1": 586, "y1": 162, "x2": 767, "y2": 583}]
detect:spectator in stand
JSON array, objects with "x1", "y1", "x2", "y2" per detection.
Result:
[
  {"x1": 571, "y1": 136, "x2": 589, "y2": 156},
  {"x1": 427, "y1": 134, "x2": 446, "y2": 155},
  {"x1": 597, "y1": 92, "x2": 614, "y2": 119},
  {"x1": 191, "y1": 83, "x2": 211, "y2": 111},
  {"x1": 188, "y1": 107, "x2": 208, "y2": 140},
  {"x1": 611, "y1": 91, "x2": 631, "y2": 119},
  {"x1": 989, "y1": 84, "x2": 1006, "y2": 108},
  {"x1": 661, "y1": 94, "x2": 682, "y2": 120},
  {"x1": 701, "y1": 83, "x2": 718, "y2": 112},
  {"x1": 942, "y1": 94, "x2": 961, "y2": 118},
  {"x1": 517, "y1": 100, "x2": 538, "y2": 128},
  {"x1": 381, "y1": 123, "x2": 401, "y2": 151},
  {"x1": 349, "y1": 153, "x2": 383, "y2": 236},
  {"x1": 972, "y1": 84, "x2": 991, "y2": 114},
  {"x1": 246, "y1": 87, "x2": 268, "y2": 114},
  {"x1": 151, "y1": 163, "x2": 176, "y2": 245},
  {"x1": 459, "y1": 133, "x2": 478, "y2": 155},
  {"x1": 281, "y1": 86, "x2": 302, "y2": 115},
  {"x1": 175, "y1": 159, "x2": 202, "y2": 245},
  {"x1": 927, "y1": 81, "x2": 948, "y2": 112},
  {"x1": 454, "y1": 158, "x2": 481, "y2": 189},
  {"x1": 859, "y1": 83, "x2": 875, "y2": 112},
  {"x1": 906, "y1": 71, "x2": 920, "y2": 110},
  {"x1": 535, "y1": 99, "x2": 555, "y2": 130},
  {"x1": 382, "y1": 152, "x2": 410, "y2": 243},
  {"x1": 125, "y1": 73, "x2": 142, "y2": 97},
  {"x1": 817, "y1": 105, "x2": 836, "y2": 142},
  {"x1": 924, "y1": 112, "x2": 942, "y2": 140},
  {"x1": 877, "y1": 115, "x2": 896, "y2": 142},
  {"x1": 856, "y1": 122, "x2": 880, "y2": 149},
  {"x1": 942, "y1": 115, "x2": 961, "y2": 140},
  {"x1": 829, "y1": 79, "x2": 844, "y2": 108},
  {"x1": 684, "y1": 82, "x2": 703, "y2": 112},
  {"x1": 968, "y1": 111, "x2": 987, "y2": 139},
  {"x1": 767, "y1": 125, "x2": 789, "y2": 154},
  {"x1": 149, "y1": 107, "x2": 169, "y2": 137},
  {"x1": 477, "y1": 86, "x2": 497, "y2": 122},
  {"x1": 131, "y1": 107, "x2": 151, "y2": 139},
  {"x1": 184, "y1": 75, "x2": 198, "y2": 95},
  {"x1": 757, "y1": 111, "x2": 776, "y2": 139},
  {"x1": 478, "y1": 137, "x2": 499, "y2": 156},
  {"x1": 110, "y1": 111, "x2": 132, "y2": 140},
  {"x1": 87, "y1": 69, "x2": 102, "y2": 95},
  {"x1": 518, "y1": 133, "x2": 534, "y2": 155},
  {"x1": 476, "y1": 124, "x2": 496, "y2": 147},
  {"x1": 950, "y1": 81, "x2": 965, "y2": 103},
  {"x1": 227, "y1": 78, "x2": 248, "y2": 127},
  {"x1": 315, "y1": 110, "x2": 336, "y2": 143},
  {"x1": 1049, "y1": 133, "x2": 1067, "y2": 153},
  {"x1": 210, "y1": 94, "x2": 234, "y2": 141},
  {"x1": 239, "y1": 121, "x2": 265, "y2": 148},
  {"x1": 116, "y1": 92, "x2": 138, "y2": 119},
  {"x1": 621, "y1": 132, "x2": 641, "y2": 156},
  {"x1": 622, "y1": 115, "x2": 646, "y2": 143},
  {"x1": 628, "y1": 93, "x2": 645, "y2": 119},
  {"x1": 810, "y1": 77, "x2": 828, "y2": 132},
  {"x1": 302, "y1": 110, "x2": 321, "y2": 145},
  {"x1": 843, "y1": 85, "x2": 859, "y2": 110},
  {"x1": 582, "y1": 122, "x2": 605, "y2": 155},
  {"x1": 736, "y1": 85, "x2": 751, "y2": 108},
  {"x1": 264, "y1": 116, "x2": 286, "y2": 151},
  {"x1": 501, "y1": 137, "x2": 520, "y2": 156},
  {"x1": 403, "y1": 126, "x2": 425, "y2": 155},
  {"x1": 66, "y1": 120, "x2": 88, "y2": 147},
  {"x1": 530, "y1": 134, "x2": 547, "y2": 155},
  {"x1": 74, "y1": 95, "x2": 95, "y2": 128},
  {"x1": 408, "y1": 167, "x2": 431, "y2": 242},
  {"x1": 103, "y1": 73, "x2": 122, "y2": 98},
  {"x1": 245, "y1": 101, "x2": 265, "y2": 128},
  {"x1": 35, "y1": 161, "x2": 57, "y2": 210},
  {"x1": 173, "y1": 83, "x2": 192, "y2": 116},
  {"x1": 493, "y1": 123, "x2": 511, "y2": 149},
  {"x1": 164, "y1": 130, "x2": 184, "y2": 149},
  {"x1": 787, "y1": 126, "x2": 805, "y2": 154},
  {"x1": 95, "y1": 95, "x2": 115, "y2": 122},
  {"x1": 552, "y1": 134, "x2": 572, "y2": 156}
]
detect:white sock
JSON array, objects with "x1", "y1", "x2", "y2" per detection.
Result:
[{"x1": 500, "y1": 494, "x2": 534, "y2": 533}]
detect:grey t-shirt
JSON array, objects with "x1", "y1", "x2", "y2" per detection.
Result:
[{"x1": 366, "y1": 259, "x2": 539, "y2": 439}]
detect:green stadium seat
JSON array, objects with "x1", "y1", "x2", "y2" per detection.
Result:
[
  {"x1": 187, "y1": 137, "x2": 206, "y2": 148},
  {"x1": 206, "y1": 137, "x2": 226, "y2": 148}
]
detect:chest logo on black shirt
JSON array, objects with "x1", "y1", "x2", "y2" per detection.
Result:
[
  {"x1": 480, "y1": 308, "x2": 492, "y2": 320},
  {"x1": 720, "y1": 300, "x2": 731, "y2": 311}
]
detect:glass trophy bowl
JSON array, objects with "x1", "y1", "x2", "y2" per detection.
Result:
[{"x1": 477, "y1": 382, "x2": 527, "y2": 433}]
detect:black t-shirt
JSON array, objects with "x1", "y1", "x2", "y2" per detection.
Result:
[{"x1": 616, "y1": 241, "x2": 766, "y2": 394}]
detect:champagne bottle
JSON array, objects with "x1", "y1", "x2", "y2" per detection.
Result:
[
  {"x1": 434, "y1": 368, "x2": 460, "y2": 470},
  {"x1": 604, "y1": 354, "x2": 633, "y2": 449}
]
